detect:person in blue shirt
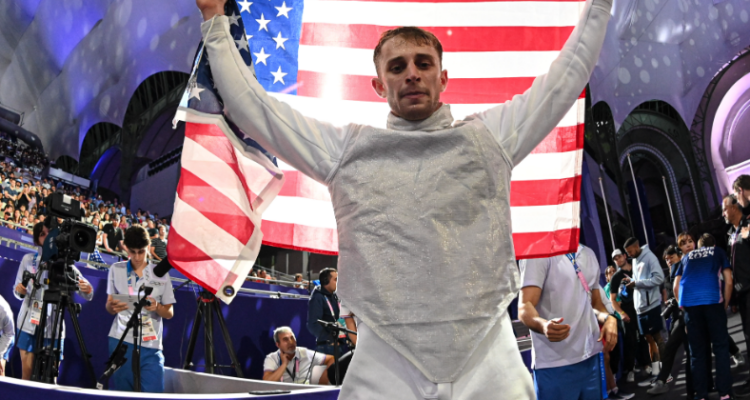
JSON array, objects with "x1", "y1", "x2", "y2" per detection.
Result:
[{"x1": 673, "y1": 233, "x2": 734, "y2": 400}]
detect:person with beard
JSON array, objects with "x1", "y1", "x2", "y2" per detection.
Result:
[
  {"x1": 263, "y1": 327, "x2": 334, "y2": 384},
  {"x1": 734, "y1": 175, "x2": 750, "y2": 217},
  {"x1": 608, "y1": 249, "x2": 643, "y2": 382}
]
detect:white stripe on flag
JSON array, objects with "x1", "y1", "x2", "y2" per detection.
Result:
[
  {"x1": 298, "y1": 46, "x2": 561, "y2": 79},
  {"x1": 301, "y1": 0, "x2": 584, "y2": 27},
  {"x1": 172, "y1": 195, "x2": 248, "y2": 263},
  {"x1": 512, "y1": 149, "x2": 582, "y2": 181},
  {"x1": 270, "y1": 94, "x2": 583, "y2": 132},
  {"x1": 510, "y1": 201, "x2": 580, "y2": 233},
  {"x1": 181, "y1": 136, "x2": 255, "y2": 220},
  {"x1": 262, "y1": 195, "x2": 338, "y2": 229}
]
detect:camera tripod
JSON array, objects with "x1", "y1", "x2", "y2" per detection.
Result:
[
  {"x1": 28, "y1": 276, "x2": 97, "y2": 386},
  {"x1": 183, "y1": 290, "x2": 244, "y2": 377}
]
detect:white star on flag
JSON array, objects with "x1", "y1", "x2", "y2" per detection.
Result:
[
  {"x1": 228, "y1": 12, "x2": 241, "y2": 27},
  {"x1": 271, "y1": 66, "x2": 287, "y2": 84},
  {"x1": 253, "y1": 47, "x2": 271, "y2": 65},
  {"x1": 272, "y1": 32, "x2": 288, "y2": 49},
  {"x1": 235, "y1": 36, "x2": 250, "y2": 52},
  {"x1": 238, "y1": 0, "x2": 253, "y2": 13},
  {"x1": 275, "y1": 2, "x2": 292, "y2": 18},
  {"x1": 256, "y1": 13, "x2": 271, "y2": 32},
  {"x1": 189, "y1": 86, "x2": 205, "y2": 101}
]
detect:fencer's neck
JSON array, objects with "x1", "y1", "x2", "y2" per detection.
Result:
[{"x1": 386, "y1": 104, "x2": 454, "y2": 132}]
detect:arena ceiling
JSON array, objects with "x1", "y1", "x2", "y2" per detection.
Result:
[{"x1": 0, "y1": 0, "x2": 750, "y2": 162}]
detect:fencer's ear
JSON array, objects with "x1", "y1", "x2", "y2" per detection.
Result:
[
  {"x1": 372, "y1": 77, "x2": 387, "y2": 99},
  {"x1": 440, "y1": 69, "x2": 449, "y2": 93}
]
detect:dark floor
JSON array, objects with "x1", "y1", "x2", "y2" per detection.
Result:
[{"x1": 619, "y1": 312, "x2": 748, "y2": 400}]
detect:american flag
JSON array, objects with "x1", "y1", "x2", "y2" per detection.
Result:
[
  {"x1": 170, "y1": 0, "x2": 286, "y2": 303},
  {"x1": 243, "y1": 0, "x2": 586, "y2": 258}
]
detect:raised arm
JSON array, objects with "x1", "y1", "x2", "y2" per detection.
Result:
[
  {"x1": 199, "y1": 15, "x2": 353, "y2": 184},
  {"x1": 474, "y1": 0, "x2": 612, "y2": 166}
]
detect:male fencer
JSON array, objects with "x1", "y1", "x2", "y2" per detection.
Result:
[{"x1": 194, "y1": 0, "x2": 613, "y2": 398}]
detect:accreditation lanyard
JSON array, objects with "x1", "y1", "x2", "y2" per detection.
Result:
[
  {"x1": 325, "y1": 297, "x2": 347, "y2": 338},
  {"x1": 565, "y1": 247, "x2": 590, "y2": 295},
  {"x1": 280, "y1": 352, "x2": 300, "y2": 382},
  {"x1": 126, "y1": 260, "x2": 141, "y2": 296}
]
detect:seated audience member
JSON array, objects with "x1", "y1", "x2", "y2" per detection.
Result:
[
  {"x1": 147, "y1": 219, "x2": 158, "y2": 239},
  {"x1": 294, "y1": 273, "x2": 306, "y2": 289},
  {"x1": 150, "y1": 226, "x2": 168, "y2": 261},
  {"x1": 674, "y1": 233, "x2": 737, "y2": 399},
  {"x1": 105, "y1": 226, "x2": 175, "y2": 392},
  {"x1": 102, "y1": 217, "x2": 124, "y2": 253},
  {"x1": 0, "y1": 294, "x2": 14, "y2": 377},
  {"x1": 518, "y1": 244, "x2": 618, "y2": 400},
  {"x1": 263, "y1": 327, "x2": 334, "y2": 384}
]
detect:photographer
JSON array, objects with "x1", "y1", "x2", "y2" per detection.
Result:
[
  {"x1": 105, "y1": 226, "x2": 175, "y2": 392},
  {"x1": 674, "y1": 233, "x2": 735, "y2": 399},
  {"x1": 12, "y1": 222, "x2": 94, "y2": 380}
]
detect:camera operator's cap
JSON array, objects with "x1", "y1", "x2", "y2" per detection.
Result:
[{"x1": 611, "y1": 249, "x2": 624, "y2": 259}]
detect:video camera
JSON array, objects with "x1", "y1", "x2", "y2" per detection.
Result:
[
  {"x1": 40, "y1": 192, "x2": 98, "y2": 292},
  {"x1": 661, "y1": 297, "x2": 681, "y2": 320}
]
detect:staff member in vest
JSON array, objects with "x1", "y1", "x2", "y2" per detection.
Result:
[
  {"x1": 519, "y1": 244, "x2": 618, "y2": 400},
  {"x1": 12, "y1": 222, "x2": 94, "y2": 380},
  {"x1": 105, "y1": 226, "x2": 175, "y2": 392}
]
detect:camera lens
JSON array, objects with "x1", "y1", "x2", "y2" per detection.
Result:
[{"x1": 74, "y1": 230, "x2": 90, "y2": 248}]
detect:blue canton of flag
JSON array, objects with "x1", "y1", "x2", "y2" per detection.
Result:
[{"x1": 237, "y1": 0, "x2": 304, "y2": 95}]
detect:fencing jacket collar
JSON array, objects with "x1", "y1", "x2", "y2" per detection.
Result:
[{"x1": 386, "y1": 104, "x2": 453, "y2": 132}]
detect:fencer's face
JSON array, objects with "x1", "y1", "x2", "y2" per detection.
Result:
[
  {"x1": 372, "y1": 40, "x2": 448, "y2": 122},
  {"x1": 276, "y1": 332, "x2": 297, "y2": 355}
]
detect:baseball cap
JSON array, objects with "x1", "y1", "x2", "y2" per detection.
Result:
[{"x1": 611, "y1": 249, "x2": 623, "y2": 259}]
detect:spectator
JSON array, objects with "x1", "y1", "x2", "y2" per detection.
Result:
[
  {"x1": 622, "y1": 237, "x2": 665, "y2": 379},
  {"x1": 263, "y1": 326, "x2": 334, "y2": 384},
  {"x1": 0, "y1": 294, "x2": 13, "y2": 377},
  {"x1": 147, "y1": 219, "x2": 158, "y2": 239},
  {"x1": 16, "y1": 185, "x2": 31, "y2": 209},
  {"x1": 608, "y1": 249, "x2": 641, "y2": 385},
  {"x1": 294, "y1": 273, "x2": 306, "y2": 289},
  {"x1": 119, "y1": 216, "x2": 128, "y2": 230},
  {"x1": 734, "y1": 175, "x2": 750, "y2": 217},
  {"x1": 724, "y1": 195, "x2": 750, "y2": 389},
  {"x1": 307, "y1": 268, "x2": 344, "y2": 355},
  {"x1": 102, "y1": 218, "x2": 125, "y2": 253},
  {"x1": 673, "y1": 234, "x2": 736, "y2": 399},
  {"x1": 518, "y1": 245, "x2": 618, "y2": 400},
  {"x1": 150, "y1": 226, "x2": 168, "y2": 261}
]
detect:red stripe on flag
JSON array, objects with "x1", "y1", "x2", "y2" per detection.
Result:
[
  {"x1": 261, "y1": 220, "x2": 339, "y2": 255},
  {"x1": 512, "y1": 228, "x2": 580, "y2": 259},
  {"x1": 301, "y1": 24, "x2": 574, "y2": 52},
  {"x1": 510, "y1": 176, "x2": 581, "y2": 207},
  {"x1": 177, "y1": 169, "x2": 255, "y2": 244},
  {"x1": 167, "y1": 229, "x2": 228, "y2": 293},
  {"x1": 185, "y1": 122, "x2": 256, "y2": 208},
  {"x1": 297, "y1": 71, "x2": 536, "y2": 104},
  {"x1": 530, "y1": 124, "x2": 583, "y2": 154},
  {"x1": 276, "y1": 170, "x2": 332, "y2": 201}
]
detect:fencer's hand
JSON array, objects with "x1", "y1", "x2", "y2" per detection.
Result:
[
  {"x1": 15, "y1": 283, "x2": 27, "y2": 296},
  {"x1": 107, "y1": 298, "x2": 129, "y2": 314},
  {"x1": 196, "y1": 0, "x2": 226, "y2": 21},
  {"x1": 144, "y1": 296, "x2": 159, "y2": 312},
  {"x1": 78, "y1": 278, "x2": 92, "y2": 294},
  {"x1": 599, "y1": 316, "x2": 618, "y2": 352},
  {"x1": 742, "y1": 225, "x2": 750, "y2": 239},
  {"x1": 543, "y1": 318, "x2": 570, "y2": 342},
  {"x1": 617, "y1": 310, "x2": 630, "y2": 323}
]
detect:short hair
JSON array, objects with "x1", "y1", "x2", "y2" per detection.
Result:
[
  {"x1": 677, "y1": 231, "x2": 694, "y2": 247},
  {"x1": 723, "y1": 194, "x2": 741, "y2": 209},
  {"x1": 698, "y1": 233, "x2": 715, "y2": 248},
  {"x1": 623, "y1": 237, "x2": 639, "y2": 249},
  {"x1": 733, "y1": 175, "x2": 750, "y2": 192},
  {"x1": 663, "y1": 245, "x2": 680, "y2": 258},
  {"x1": 372, "y1": 27, "x2": 443, "y2": 74},
  {"x1": 273, "y1": 326, "x2": 294, "y2": 343},
  {"x1": 319, "y1": 268, "x2": 337, "y2": 286},
  {"x1": 32, "y1": 222, "x2": 45, "y2": 246},
  {"x1": 295, "y1": 273, "x2": 303, "y2": 280},
  {"x1": 123, "y1": 226, "x2": 150, "y2": 250}
]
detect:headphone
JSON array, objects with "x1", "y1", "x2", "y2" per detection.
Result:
[{"x1": 319, "y1": 268, "x2": 336, "y2": 286}]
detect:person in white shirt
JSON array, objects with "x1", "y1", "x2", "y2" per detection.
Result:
[
  {"x1": 13, "y1": 222, "x2": 94, "y2": 380},
  {"x1": 0, "y1": 294, "x2": 15, "y2": 376},
  {"x1": 518, "y1": 245, "x2": 618, "y2": 400},
  {"x1": 194, "y1": 0, "x2": 612, "y2": 396},
  {"x1": 105, "y1": 226, "x2": 175, "y2": 392},
  {"x1": 263, "y1": 326, "x2": 334, "y2": 384}
]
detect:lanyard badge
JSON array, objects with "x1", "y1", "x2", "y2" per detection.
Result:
[
  {"x1": 324, "y1": 298, "x2": 347, "y2": 339},
  {"x1": 566, "y1": 246, "x2": 591, "y2": 294}
]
